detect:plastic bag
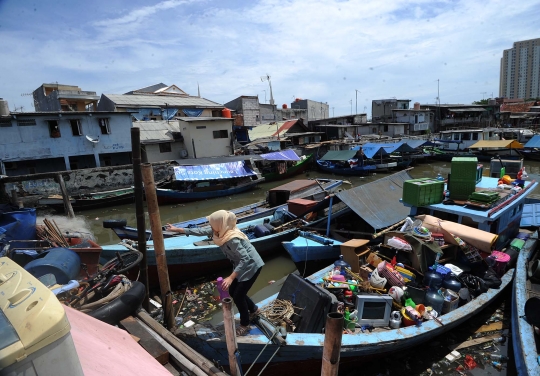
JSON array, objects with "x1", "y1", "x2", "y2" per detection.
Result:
[
  {"x1": 369, "y1": 268, "x2": 387, "y2": 289},
  {"x1": 387, "y1": 236, "x2": 412, "y2": 251}
]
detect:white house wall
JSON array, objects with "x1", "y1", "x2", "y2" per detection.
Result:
[
  {"x1": 144, "y1": 142, "x2": 185, "y2": 162},
  {"x1": 178, "y1": 119, "x2": 232, "y2": 158}
]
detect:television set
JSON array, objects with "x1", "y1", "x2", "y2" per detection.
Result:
[{"x1": 355, "y1": 294, "x2": 393, "y2": 328}]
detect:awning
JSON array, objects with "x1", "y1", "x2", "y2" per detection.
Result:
[
  {"x1": 468, "y1": 140, "x2": 524, "y2": 149},
  {"x1": 335, "y1": 170, "x2": 413, "y2": 230},
  {"x1": 320, "y1": 150, "x2": 358, "y2": 161},
  {"x1": 260, "y1": 149, "x2": 300, "y2": 161},
  {"x1": 524, "y1": 134, "x2": 540, "y2": 148},
  {"x1": 173, "y1": 161, "x2": 257, "y2": 181},
  {"x1": 359, "y1": 144, "x2": 389, "y2": 159}
]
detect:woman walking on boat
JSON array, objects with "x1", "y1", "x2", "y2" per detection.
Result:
[{"x1": 165, "y1": 210, "x2": 264, "y2": 336}]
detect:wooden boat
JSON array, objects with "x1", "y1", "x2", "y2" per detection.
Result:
[
  {"x1": 510, "y1": 232, "x2": 540, "y2": 376},
  {"x1": 316, "y1": 150, "x2": 376, "y2": 176},
  {"x1": 156, "y1": 160, "x2": 264, "y2": 204},
  {"x1": 100, "y1": 199, "x2": 348, "y2": 286},
  {"x1": 176, "y1": 248, "x2": 514, "y2": 375},
  {"x1": 38, "y1": 187, "x2": 135, "y2": 212},
  {"x1": 106, "y1": 178, "x2": 343, "y2": 241},
  {"x1": 255, "y1": 150, "x2": 313, "y2": 182},
  {"x1": 515, "y1": 134, "x2": 540, "y2": 161}
]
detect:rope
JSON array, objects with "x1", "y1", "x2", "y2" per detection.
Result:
[
  {"x1": 259, "y1": 299, "x2": 301, "y2": 331},
  {"x1": 76, "y1": 276, "x2": 131, "y2": 312}
]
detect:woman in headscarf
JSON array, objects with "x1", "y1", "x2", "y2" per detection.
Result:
[{"x1": 165, "y1": 210, "x2": 264, "y2": 336}]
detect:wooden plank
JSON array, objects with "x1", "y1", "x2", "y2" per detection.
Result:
[
  {"x1": 130, "y1": 334, "x2": 141, "y2": 343},
  {"x1": 120, "y1": 316, "x2": 170, "y2": 365},
  {"x1": 474, "y1": 321, "x2": 506, "y2": 333},
  {"x1": 448, "y1": 333, "x2": 501, "y2": 351}
]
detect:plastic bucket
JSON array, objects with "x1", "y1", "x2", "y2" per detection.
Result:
[{"x1": 343, "y1": 318, "x2": 357, "y2": 330}]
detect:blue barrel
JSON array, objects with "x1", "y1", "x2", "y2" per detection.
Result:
[{"x1": 24, "y1": 248, "x2": 81, "y2": 284}]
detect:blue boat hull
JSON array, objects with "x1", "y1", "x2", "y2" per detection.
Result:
[
  {"x1": 156, "y1": 179, "x2": 261, "y2": 204},
  {"x1": 316, "y1": 160, "x2": 376, "y2": 176},
  {"x1": 511, "y1": 233, "x2": 540, "y2": 376},
  {"x1": 177, "y1": 264, "x2": 514, "y2": 374}
]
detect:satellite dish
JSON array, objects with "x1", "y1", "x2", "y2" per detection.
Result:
[{"x1": 86, "y1": 135, "x2": 100, "y2": 143}]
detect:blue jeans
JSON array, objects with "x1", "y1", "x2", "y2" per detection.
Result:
[{"x1": 229, "y1": 267, "x2": 262, "y2": 326}]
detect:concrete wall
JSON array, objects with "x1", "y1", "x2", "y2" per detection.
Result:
[
  {"x1": 241, "y1": 97, "x2": 260, "y2": 127},
  {"x1": 3, "y1": 162, "x2": 172, "y2": 198},
  {"x1": 178, "y1": 119, "x2": 233, "y2": 158},
  {"x1": 290, "y1": 99, "x2": 329, "y2": 121},
  {"x1": 0, "y1": 112, "x2": 133, "y2": 175},
  {"x1": 357, "y1": 124, "x2": 406, "y2": 137},
  {"x1": 144, "y1": 141, "x2": 187, "y2": 162}
]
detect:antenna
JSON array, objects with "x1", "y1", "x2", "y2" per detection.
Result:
[{"x1": 260, "y1": 74, "x2": 275, "y2": 106}]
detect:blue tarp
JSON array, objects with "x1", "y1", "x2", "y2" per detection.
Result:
[
  {"x1": 260, "y1": 149, "x2": 300, "y2": 161},
  {"x1": 162, "y1": 108, "x2": 178, "y2": 120},
  {"x1": 128, "y1": 108, "x2": 162, "y2": 121},
  {"x1": 173, "y1": 161, "x2": 257, "y2": 181},
  {"x1": 524, "y1": 134, "x2": 540, "y2": 148},
  {"x1": 182, "y1": 109, "x2": 204, "y2": 117},
  {"x1": 0, "y1": 205, "x2": 37, "y2": 254},
  {"x1": 401, "y1": 139, "x2": 435, "y2": 149},
  {"x1": 353, "y1": 142, "x2": 417, "y2": 158}
]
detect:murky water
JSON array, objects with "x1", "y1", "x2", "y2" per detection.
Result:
[{"x1": 69, "y1": 159, "x2": 538, "y2": 375}]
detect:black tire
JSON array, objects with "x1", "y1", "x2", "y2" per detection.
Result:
[
  {"x1": 103, "y1": 219, "x2": 128, "y2": 229},
  {"x1": 101, "y1": 250, "x2": 143, "y2": 274},
  {"x1": 87, "y1": 281, "x2": 145, "y2": 325}
]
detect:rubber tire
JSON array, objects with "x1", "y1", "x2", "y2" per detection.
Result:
[
  {"x1": 103, "y1": 219, "x2": 128, "y2": 229},
  {"x1": 87, "y1": 281, "x2": 145, "y2": 325}
]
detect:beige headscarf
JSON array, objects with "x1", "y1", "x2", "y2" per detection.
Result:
[{"x1": 207, "y1": 210, "x2": 249, "y2": 247}]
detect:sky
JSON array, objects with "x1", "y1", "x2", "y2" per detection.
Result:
[{"x1": 0, "y1": 0, "x2": 539, "y2": 118}]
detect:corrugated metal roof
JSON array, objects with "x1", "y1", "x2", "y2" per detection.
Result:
[
  {"x1": 102, "y1": 94, "x2": 223, "y2": 108},
  {"x1": 135, "y1": 121, "x2": 180, "y2": 144},
  {"x1": 320, "y1": 150, "x2": 358, "y2": 161},
  {"x1": 524, "y1": 134, "x2": 540, "y2": 148},
  {"x1": 468, "y1": 140, "x2": 524, "y2": 149},
  {"x1": 249, "y1": 121, "x2": 288, "y2": 141},
  {"x1": 335, "y1": 170, "x2": 413, "y2": 230},
  {"x1": 448, "y1": 108, "x2": 487, "y2": 112}
]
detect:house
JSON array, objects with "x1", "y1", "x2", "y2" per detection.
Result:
[
  {"x1": 176, "y1": 117, "x2": 234, "y2": 158},
  {"x1": 421, "y1": 103, "x2": 500, "y2": 132},
  {"x1": 372, "y1": 99, "x2": 411, "y2": 122},
  {"x1": 33, "y1": 83, "x2": 99, "y2": 112},
  {"x1": 136, "y1": 121, "x2": 187, "y2": 163},
  {"x1": 309, "y1": 114, "x2": 369, "y2": 140},
  {"x1": 0, "y1": 102, "x2": 133, "y2": 176},
  {"x1": 98, "y1": 83, "x2": 224, "y2": 120},
  {"x1": 392, "y1": 103, "x2": 434, "y2": 136}
]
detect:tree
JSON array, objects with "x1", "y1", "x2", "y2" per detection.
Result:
[{"x1": 472, "y1": 99, "x2": 489, "y2": 105}]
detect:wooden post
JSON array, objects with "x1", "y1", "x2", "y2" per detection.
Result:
[
  {"x1": 10, "y1": 189, "x2": 23, "y2": 208},
  {"x1": 222, "y1": 297, "x2": 240, "y2": 376},
  {"x1": 321, "y1": 312, "x2": 343, "y2": 376},
  {"x1": 141, "y1": 163, "x2": 174, "y2": 330},
  {"x1": 55, "y1": 174, "x2": 75, "y2": 218},
  {"x1": 131, "y1": 128, "x2": 150, "y2": 311}
]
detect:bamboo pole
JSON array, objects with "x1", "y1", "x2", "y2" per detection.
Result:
[
  {"x1": 55, "y1": 174, "x2": 75, "y2": 218},
  {"x1": 131, "y1": 128, "x2": 150, "y2": 311},
  {"x1": 141, "y1": 163, "x2": 174, "y2": 330},
  {"x1": 222, "y1": 297, "x2": 241, "y2": 376},
  {"x1": 136, "y1": 310, "x2": 228, "y2": 376},
  {"x1": 321, "y1": 312, "x2": 343, "y2": 376},
  {"x1": 372, "y1": 218, "x2": 408, "y2": 239}
]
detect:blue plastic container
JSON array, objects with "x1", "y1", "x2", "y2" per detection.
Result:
[
  {"x1": 423, "y1": 269, "x2": 443, "y2": 289},
  {"x1": 442, "y1": 274, "x2": 462, "y2": 293},
  {"x1": 334, "y1": 255, "x2": 351, "y2": 276},
  {"x1": 24, "y1": 248, "x2": 81, "y2": 284}
]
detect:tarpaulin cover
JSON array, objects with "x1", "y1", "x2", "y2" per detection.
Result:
[
  {"x1": 524, "y1": 134, "x2": 540, "y2": 148},
  {"x1": 402, "y1": 139, "x2": 435, "y2": 149},
  {"x1": 0, "y1": 205, "x2": 37, "y2": 253},
  {"x1": 468, "y1": 140, "x2": 524, "y2": 149},
  {"x1": 173, "y1": 161, "x2": 257, "y2": 181},
  {"x1": 335, "y1": 170, "x2": 412, "y2": 230},
  {"x1": 260, "y1": 149, "x2": 300, "y2": 161},
  {"x1": 182, "y1": 108, "x2": 203, "y2": 117},
  {"x1": 359, "y1": 144, "x2": 389, "y2": 159},
  {"x1": 320, "y1": 150, "x2": 358, "y2": 161}
]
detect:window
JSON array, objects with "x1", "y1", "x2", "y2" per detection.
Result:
[
  {"x1": 213, "y1": 130, "x2": 228, "y2": 139},
  {"x1": 453, "y1": 133, "x2": 460, "y2": 141},
  {"x1": 462, "y1": 133, "x2": 471, "y2": 141},
  {"x1": 98, "y1": 118, "x2": 111, "y2": 134},
  {"x1": 196, "y1": 125, "x2": 206, "y2": 129},
  {"x1": 472, "y1": 133, "x2": 479, "y2": 140},
  {"x1": 48, "y1": 120, "x2": 61, "y2": 138},
  {"x1": 383, "y1": 125, "x2": 388, "y2": 132},
  {"x1": 70, "y1": 119, "x2": 82, "y2": 136},
  {"x1": 159, "y1": 143, "x2": 172, "y2": 153},
  {"x1": 17, "y1": 119, "x2": 36, "y2": 126},
  {"x1": 0, "y1": 118, "x2": 12, "y2": 127}
]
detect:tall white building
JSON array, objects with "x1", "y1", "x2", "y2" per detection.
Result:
[{"x1": 500, "y1": 37, "x2": 540, "y2": 99}]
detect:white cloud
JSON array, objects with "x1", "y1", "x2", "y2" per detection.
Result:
[{"x1": 0, "y1": 0, "x2": 539, "y2": 115}]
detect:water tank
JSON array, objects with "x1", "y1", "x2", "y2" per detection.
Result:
[
  {"x1": 414, "y1": 102, "x2": 420, "y2": 110},
  {"x1": 295, "y1": 98, "x2": 302, "y2": 102},
  {"x1": 0, "y1": 98, "x2": 9, "y2": 116},
  {"x1": 222, "y1": 108, "x2": 232, "y2": 118},
  {"x1": 488, "y1": 99, "x2": 496, "y2": 105},
  {"x1": 282, "y1": 104, "x2": 288, "y2": 109}
]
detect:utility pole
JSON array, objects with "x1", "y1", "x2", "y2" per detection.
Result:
[
  {"x1": 481, "y1": 92, "x2": 487, "y2": 101},
  {"x1": 350, "y1": 100, "x2": 352, "y2": 115},
  {"x1": 332, "y1": 107, "x2": 335, "y2": 117},
  {"x1": 355, "y1": 90, "x2": 359, "y2": 115}
]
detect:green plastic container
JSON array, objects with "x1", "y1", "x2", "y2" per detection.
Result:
[
  {"x1": 469, "y1": 190, "x2": 500, "y2": 203},
  {"x1": 448, "y1": 179, "x2": 476, "y2": 200},
  {"x1": 402, "y1": 178, "x2": 445, "y2": 206},
  {"x1": 510, "y1": 238, "x2": 525, "y2": 252},
  {"x1": 451, "y1": 157, "x2": 480, "y2": 182}
]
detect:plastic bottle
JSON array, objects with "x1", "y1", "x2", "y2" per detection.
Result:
[
  {"x1": 216, "y1": 277, "x2": 230, "y2": 301},
  {"x1": 489, "y1": 354, "x2": 508, "y2": 362},
  {"x1": 344, "y1": 307, "x2": 350, "y2": 320},
  {"x1": 424, "y1": 281, "x2": 444, "y2": 315},
  {"x1": 442, "y1": 273, "x2": 462, "y2": 293},
  {"x1": 334, "y1": 255, "x2": 351, "y2": 276},
  {"x1": 436, "y1": 173, "x2": 445, "y2": 181},
  {"x1": 349, "y1": 309, "x2": 358, "y2": 320}
]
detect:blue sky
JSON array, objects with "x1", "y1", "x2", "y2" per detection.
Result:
[{"x1": 1, "y1": 0, "x2": 539, "y2": 117}]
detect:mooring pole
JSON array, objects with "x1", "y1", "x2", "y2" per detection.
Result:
[
  {"x1": 222, "y1": 297, "x2": 240, "y2": 376},
  {"x1": 131, "y1": 127, "x2": 149, "y2": 311},
  {"x1": 321, "y1": 312, "x2": 343, "y2": 376},
  {"x1": 141, "y1": 163, "x2": 174, "y2": 330},
  {"x1": 55, "y1": 174, "x2": 75, "y2": 218}
]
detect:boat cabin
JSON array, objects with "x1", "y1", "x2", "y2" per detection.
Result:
[{"x1": 436, "y1": 128, "x2": 499, "y2": 151}]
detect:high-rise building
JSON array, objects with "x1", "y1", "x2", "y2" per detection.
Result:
[{"x1": 500, "y1": 37, "x2": 540, "y2": 99}]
